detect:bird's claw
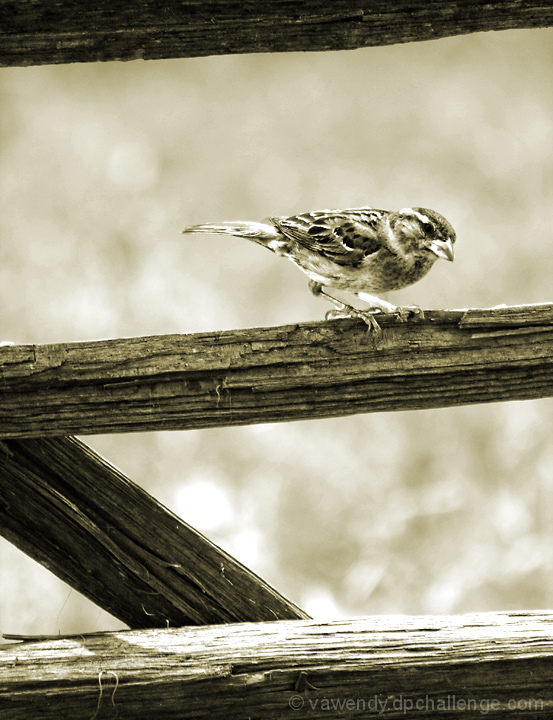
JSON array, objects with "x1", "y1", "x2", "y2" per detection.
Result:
[
  {"x1": 325, "y1": 307, "x2": 382, "y2": 332},
  {"x1": 325, "y1": 301, "x2": 424, "y2": 331},
  {"x1": 325, "y1": 308, "x2": 350, "y2": 321},
  {"x1": 358, "y1": 311, "x2": 383, "y2": 332}
]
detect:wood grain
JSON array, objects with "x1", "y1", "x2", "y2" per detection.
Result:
[
  {"x1": 1, "y1": 305, "x2": 553, "y2": 438},
  {"x1": 2, "y1": 612, "x2": 552, "y2": 718},
  {"x1": 0, "y1": 437, "x2": 308, "y2": 628},
  {"x1": 1, "y1": 1, "x2": 553, "y2": 67}
]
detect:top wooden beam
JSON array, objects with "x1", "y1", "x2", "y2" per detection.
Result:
[
  {"x1": 1, "y1": 304, "x2": 553, "y2": 439},
  {"x1": 1, "y1": 1, "x2": 553, "y2": 67}
]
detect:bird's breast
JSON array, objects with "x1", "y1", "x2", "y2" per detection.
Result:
[{"x1": 288, "y1": 246, "x2": 437, "y2": 293}]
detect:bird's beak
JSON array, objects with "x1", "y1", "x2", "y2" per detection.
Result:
[{"x1": 428, "y1": 236, "x2": 454, "y2": 262}]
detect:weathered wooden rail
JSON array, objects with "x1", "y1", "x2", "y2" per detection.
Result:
[
  {"x1": 2, "y1": 3, "x2": 552, "y2": 717},
  {"x1": 2, "y1": 0, "x2": 553, "y2": 67},
  {"x1": 2, "y1": 613, "x2": 553, "y2": 719},
  {"x1": 1, "y1": 305, "x2": 553, "y2": 438}
]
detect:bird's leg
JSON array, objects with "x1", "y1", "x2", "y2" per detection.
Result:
[
  {"x1": 356, "y1": 292, "x2": 425, "y2": 322},
  {"x1": 308, "y1": 281, "x2": 350, "y2": 311},
  {"x1": 308, "y1": 281, "x2": 382, "y2": 332}
]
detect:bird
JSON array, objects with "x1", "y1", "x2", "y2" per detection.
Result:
[{"x1": 182, "y1": 206, "x2": 455, "y2": 330}]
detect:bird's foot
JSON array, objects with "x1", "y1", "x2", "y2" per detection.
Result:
[
  {"x1": 310, "y1": 283, "x2": 384, "y2": 331},
  {"x1": 324, "y1": 300, "x2": 424, "y2": 331},
  {"x1": 311, "y1": 283, "x2": 424, "y2": 332},
  {"x1": 325, "y1": 306, "x2": 383, "y2": 332}
]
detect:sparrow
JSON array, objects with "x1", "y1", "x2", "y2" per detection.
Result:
[{"x1": 182, "y1": 206, "x2": 455, "y2": 330}]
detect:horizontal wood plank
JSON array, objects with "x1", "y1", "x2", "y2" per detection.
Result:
[
  {"x1": 2, "y1": 612, "x2": 553, "y2": 718},
  {"x1": 1, "y1": 1, "x2": 553, "y2": 67},
  {"x1": 1, "y1": 305, "x2": 553, "y2": 438}
]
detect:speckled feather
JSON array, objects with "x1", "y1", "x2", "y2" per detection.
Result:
[
  {"x1": 271, "y1": 208, "x2": 384, "y2": 265},
  {"x1": 182, "y1": 206, "x2": 456, "y2": 314}
]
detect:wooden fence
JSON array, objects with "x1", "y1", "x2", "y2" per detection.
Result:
[{"x1": 1, "y1": 2, "x2": 553, "y2": 718}]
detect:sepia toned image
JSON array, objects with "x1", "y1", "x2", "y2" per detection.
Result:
[{"x1": 1, "y1": 6, "x2": 553, "y2": 716}]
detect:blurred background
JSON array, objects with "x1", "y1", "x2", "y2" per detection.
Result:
[{"x1": 1, "y1": 27, "x2": 553, "y2": 637}]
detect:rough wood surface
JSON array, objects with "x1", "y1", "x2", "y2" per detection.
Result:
[
  {"x1": 1, "y1": 305, "x2": 553, "y2": 439},
  {"x1": 2, "y1": 612, "x2": 553, "y2": 718},
  {"x1": 1, "y1": 1, "x2": 553, "y2": 67},
  {"x1": 0, "y1": 437, "x2": 308, "y2": 628}
]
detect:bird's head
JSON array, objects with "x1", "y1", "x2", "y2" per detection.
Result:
[{"x1": 391, "y1": 207, "x2": 456, "y2": 262}]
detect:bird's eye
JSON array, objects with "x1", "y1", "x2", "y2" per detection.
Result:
[{"x1": 400, "y1": 209, "x2": 435, "y2": 235}]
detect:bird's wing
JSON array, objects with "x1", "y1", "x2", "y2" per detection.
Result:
[{"x1": 270, "y1": 208, "x2": 388, "y2": 266}]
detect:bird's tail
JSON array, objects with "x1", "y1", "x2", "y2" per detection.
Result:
[{"x1": 181, "y1": 220, "x2": 282, "y2": 250}]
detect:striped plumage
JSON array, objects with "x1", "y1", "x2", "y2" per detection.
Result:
[{"x1": 182, "y1": 206, "x2": 455, "y2": 328}]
